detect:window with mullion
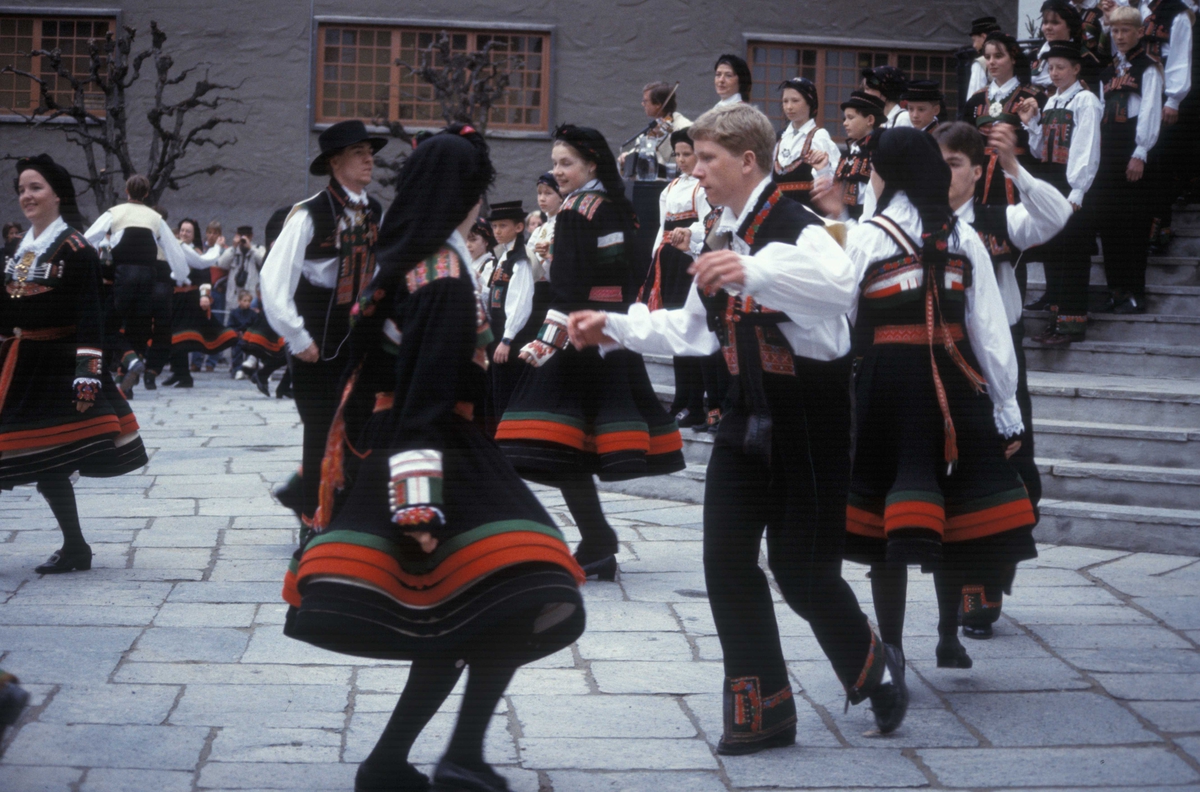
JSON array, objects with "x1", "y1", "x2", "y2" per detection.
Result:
[{"x1": 0, "y1": 15, "x2": 114, "y2": 116}]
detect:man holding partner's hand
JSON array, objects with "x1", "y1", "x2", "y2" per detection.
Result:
[{"x1": 569, "y1": 103, "x2": 908, "y2": 754}]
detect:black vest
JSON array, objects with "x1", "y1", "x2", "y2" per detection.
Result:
[
  {"x1": 773, "y1": 128, "x2": 818, "y2": 204},
  {"x1": 1142, "y1": 0, "x2": 1189, "y2": 59},
  {"x1": 1101, "y1": 46, "x2": 1160, "y2": 125},
  {"x1": 111, "y1": 228, "x2": 158, "y2": 268},
  {"x1": 301, "y1": 187, "x2": 383, "y2": 263}
]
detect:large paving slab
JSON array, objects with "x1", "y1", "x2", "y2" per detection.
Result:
[{"x1": 1, "y1": 375, "x2": 1198, "y2": 790}]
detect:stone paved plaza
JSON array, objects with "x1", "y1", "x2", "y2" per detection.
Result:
[{"x1": 1, "y1": 375, "x2": 1199, "y2": 791}]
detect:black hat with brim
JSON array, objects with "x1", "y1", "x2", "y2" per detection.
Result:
[
  {"x1": 971, "y1": 16, "x2": 1002, "y2": 35},
  {"x1": 1044, "y1": 41, "x2": 1084, "y2": 63},
  {"x1": 487, "y1": 200, "x2": 526, "y2": 223},
  {"x1": 841, "y1": 90, "x2": 887, "y2": 118},
  {"x1": 901, "y1": 80, "x2": 944, "y2": 103},
  {"x1": 310, "y1": 119, "x2": 389, "y2": 176}
]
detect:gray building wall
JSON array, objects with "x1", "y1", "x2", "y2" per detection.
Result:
[{"x1": 0, "y1": 0, "x2": 1016, "y2": 237}]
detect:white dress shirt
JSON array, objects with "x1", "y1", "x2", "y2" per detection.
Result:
[
  {"x1": 1140, "y1": 0, "x2": 1194, "y2": 110},
  {"x1": 1025, "y1": 80, "x2": 1103, "y2": 206},
  {"x1": 849, "y1": 193, "x2": 1024, "y2": 437},
  {"x1": 13, "y1": 215, "x2": 69, "y2": 261},
  {"x1": 1100, "y1": 49, "x2": 1164, "y2": 161},
  {"x1": 776, "y1": 118, "x2": 841, "y2": 178},
  {"x1": 968, "y1": 57, "x2": 989, "y2": 98},
  {"x1": 712, "y1": 94, "x2": 744, "y2": 110},
  {"x1": 84, "y1": 206, "x2": 191, "y2": 286},
  {"x1": 260, "y1": 185, "x2": 370, "y2": 353},
  {"x1": 603, "y1": 175, "x2": 858, "y2": 363},
  {"x1": 886, "y1": 104, "x2": 913, "y2": 128},
  {"x1": 503, "y1": 252, "x2": 537, "y2": 344},
  {"x1": 956, "y1": 164, "x2": 1073, "y2": 325},
  {"x1": 526, "y1": 213, "x2": 556, "y2": 282}
]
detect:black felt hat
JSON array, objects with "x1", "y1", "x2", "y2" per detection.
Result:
[
  {"x1": 841, "y1": 90, "x2": 887, "y2": 117},
  {"x1": 971, "y1": 16, "x2": 1002, "y2": 35},
  {"x1": 487, "y1": 200, "x2": 525, "y2": 222},
  {"x1": 310, "y1": 120, "x2": 389, "y2": 176},
  {"x1": 901, "y1": 80, "x2": 944, "y2": 103},
  {"x1": 1044, "y1": 41, "x2": 1084, "y2": 62}
]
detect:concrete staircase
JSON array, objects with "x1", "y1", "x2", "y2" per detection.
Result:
[{"x1": 602, "y1": 203, "x2": 1200, "y2": 556}]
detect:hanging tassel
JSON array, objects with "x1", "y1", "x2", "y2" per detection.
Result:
[{"x1": 312, "y1": 364, "x2": 362, "y2": 530}]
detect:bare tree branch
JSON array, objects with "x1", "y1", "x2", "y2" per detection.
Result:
[{"x1": 2, "y1": 20, "x2": 245, "y2": 212}]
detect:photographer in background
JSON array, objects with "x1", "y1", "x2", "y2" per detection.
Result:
[{"x1": 216, "y1": 225, "x2": 265, "y2": 326}]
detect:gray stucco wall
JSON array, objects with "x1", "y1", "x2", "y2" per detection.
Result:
[{"x1": 0, "y1": 0, "x2": 1016, "y2": 237}]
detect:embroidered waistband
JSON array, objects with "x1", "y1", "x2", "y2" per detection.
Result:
[
  {"x1": 777, "y1": 181, "x2": 814, "y2": 192},
  {"x1": 174, "y1": 284, "x2": 200, "y2": 294},
  {"x1": 874, "y1": 323, "x2": 964, "y2": 344},
  {"x1": 374, "y1": 391, "x2": 474, "y2": 422}
]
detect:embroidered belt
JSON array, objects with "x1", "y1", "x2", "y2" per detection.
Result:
[
  {"x1": 174, "y1": 285, "x2": 199, "y2": 294},
  {"x1": 373, "y1": 391, "x2": 474, "y2": 422},
  {"x1": 0, "y1": 326, "x2": 77, "y2": 414},
  {"x1": 777, "y1": 181, "x2": 814, "y2": 192},
  {"x1": 874, "y1": 323, "x2": 964, "y2": 344}
]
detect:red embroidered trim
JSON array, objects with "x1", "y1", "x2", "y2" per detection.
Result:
[
  {"x1": 742, "y1": 187, "x2": 783, "y2": 246},
  {"x1": 588, "y1": 285, "x2": 622, "y2": 303}
]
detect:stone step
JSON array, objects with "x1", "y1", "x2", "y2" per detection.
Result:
[
  {"x1": 1168, "y1": 235, "x2": 1200, "y2": 257},
  {"x1": 1026, "y1": 257, "x2": 1200, "y2": 287},
  {"x1": 1025, "y1": 279, "x2": 1200, "y2": 315},
  {"x1": 1023, "y1": 309, "x2": 1200, "y2": 345},
  {"x1": 1035, "y1": 418, "x2": 1200, "y2": 468},
  {"x1": 1037, "y1": 457, "x2": 1200, "y2": 511},
  {"x1": 1036, "y1": 499, "x2": 1200, "y2": 556},
  {"x1": 596, "y1": 468, "x2": 1200, "y2": 556},
  {"x1": 1028, "y1": 371, "x2": 1200, "y2": 426},
  {"x1": 1024, "y1": 338, "x2": 1200, "y2": 378}
]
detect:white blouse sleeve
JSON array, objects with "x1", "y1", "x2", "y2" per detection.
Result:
[
  {"x1": 156, "y1": 219, "x2": 192, "y2": 286},
  {"x1": 1005, "y1": 164, "x2": 1073, "y2": 250},
  {"x1": 83, "y1": 212, "x2": 113, "y2": 248},
  {"x1": 260, "y1": 208, "x2": 316, "y2": 353},
  {"x1": 813, "y1": 129, "x2": 841, "y2": 176},
  {"x1": 960, "y1": 226, "x2": 1023, "y2": 437},
  {"x1": 739, "y1": 222, "x2": 860, "y2": 319},
  {"x1": 1024, "y1": 113, "x2": 1045, "y2": 161},
  {"x1": 502, "y1": 259, "x2": 534, "y2": 344},
  {"x1": 968, "y1": 60, "x2": 988, "y2": 97},
  {"x1": 1163, "y1": 14, "x2": 1193, "y2": 111},
  {"x1": 1066, "y1": 93, "x2": 1102, "y2": 206},
  {"x1": 1135, "y1": 64, "x2": 1164, "y2": 160},
  {"x1": 602, "y1": 279, "x2": 719, "y2": 357}
]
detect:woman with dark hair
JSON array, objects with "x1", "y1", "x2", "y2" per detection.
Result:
[
  {"x1": 713, "y1": 53, "x2": 752, "y2": 108},
  {"x1": 774, "y1": 77, "x2": 841, "y2": 207},
  {"x1": 496, "y1": 124, "x2": 685, "y2": 580},
  {"x1": 963, "y1": 32, "x2": 1044, "y2": 205},
  {"x1": 1031, "y1": 1, "x2": 1103, "y2": 92},
  {"x1": 166, "y1": 218, "x2": 237, "y2": 382},
  {"x1": 839, "y1": 128, "x2": 1036, "y2": 671},
  {"x1": 282, "y1": 126, "x2": 585, "y2": 792},
  {"x1": 2, "y1": 154, "x2": 148, "y2": 573}
]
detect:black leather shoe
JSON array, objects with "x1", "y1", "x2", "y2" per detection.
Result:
[
  {"x1": 251, "y1": 371, "x2": 270, "y2": 397},
  {"x1": 1036, "y1": 331, "x2": 1077, "y2": 347},
  {"x1": 143, "y1": 371, "x2": 157, "y2": 390},
  {"x1": 431, "y1": 759, "x2": 511, "y2": 792},
  {"x1": 1025, "y1": 295, "x2": 1053, "y2": 311},
  {"x1": 161, "y1": 372, "x2": 182, "y2": 387},
  {"x1": 936, "y1": 635, "x2": 974, "y2": 668},
  {"x1": 119, "y1": 358, "x2": 144, "y2": 395},
  {"x1": 575, "y1": 553, "x2": 617, "y2": 581},
  {"x1": 35, "y1": 545, "x2": 93, "y2": 574},
  {"x1": 355, "y1": 760, "x2": 429, "y2": 791},
  {"x1": 1111, "y1": 295, "x2": 1146, "y2": 314},
  {"x1": 868, "y1": 643, "x2": 909, "y2": 734},
  {"x1": 276, "y1": 384, "x2": 293, "y2": 399},
  {"x1": 174, "y1": 376, "x2": 195, "y2": 388},
  {"x1": 674, "y1": 408, "x2": 705, "y2": 429}
]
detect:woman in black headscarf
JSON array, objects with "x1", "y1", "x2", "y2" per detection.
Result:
[
  {"x1": 281, "y1": 126, "x2": 585, "y2": 792},
  {"x1": 713, "y1": 53, "x2": 753, "y2": 108},
  {"x1": 2, "y1": 154, "x2": 148, "y2": 573},
  {"x1": 841, "y1": 128, "x2": 1036, "y2": 671},
  {"x1": 495, "y1": 125, "x2": 684, "y2": 582}
]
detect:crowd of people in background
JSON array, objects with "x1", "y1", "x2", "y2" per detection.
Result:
[{"x1": 2, "y1": 1, "x2": 1198, "y2": 787}]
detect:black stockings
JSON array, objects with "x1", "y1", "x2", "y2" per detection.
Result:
[
  {"x1": 869, "y1": 562, "x2": 965, "y2": 649},
  {"x1": 36, "y1": 477, "x2": 86, "y2": 552},
  {"x1": 364, "y1": 652, "x2": 519, "y2": 776},
  {"x1": 560, "y1": 476, "x2": 616, "y2": 565}
]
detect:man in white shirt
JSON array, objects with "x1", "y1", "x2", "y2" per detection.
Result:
[
  {"x1": 259, "y1": 120, "x2": 387, "y2": 530},
  {"x1": 569, "y1": 103, "x2": 909, "y2": 749}
]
